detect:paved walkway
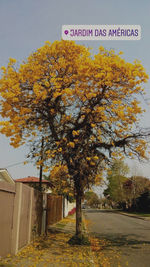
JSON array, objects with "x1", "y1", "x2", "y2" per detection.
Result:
[
  {"x1": 0, "y1": 214, "x2": 95, "y2": 267},
  {"x1": 2, "y1": 210, "x2": 144, "y2": 266}
]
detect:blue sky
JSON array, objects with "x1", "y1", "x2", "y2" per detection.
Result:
[{"x1": 0, "y1": 0, "x2": 150, "y2": 179}]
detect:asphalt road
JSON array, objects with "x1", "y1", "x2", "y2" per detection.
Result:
[{"x1": 84, "y1": 209, "x2": 150, "y2": 267}]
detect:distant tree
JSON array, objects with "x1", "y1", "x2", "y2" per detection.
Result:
[
  {"x1": 104, "y1": 160, "x2": 129, "y2": 207},
  {"x1": 84, "y1": 191, "x2": 100, "y2": 208}
]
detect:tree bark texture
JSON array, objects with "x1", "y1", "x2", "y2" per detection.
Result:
[
  {"x1": 75, "y1": 178, "x2": 83, "y2": 237},
  {"x1": 76, "y1": 190, "x2": 82, "y2": 236}
]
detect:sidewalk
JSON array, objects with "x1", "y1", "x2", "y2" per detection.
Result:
[{"x1": 0, "y1": 214, "x2": 95, "y2": 267}]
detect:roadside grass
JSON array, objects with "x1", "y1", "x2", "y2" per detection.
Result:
[
  {"x1": 132, "y1": 212, "x2": 150, "y2": 217},
  {"x1": 114, "y1": 209, "x2": 150, "y2": 218},
  {"x1": 55, "y1": 222, "x2": 66, "y2": 228},
  {"x1": 51, "y1": 214, "x2": 76, "y2": 229}
]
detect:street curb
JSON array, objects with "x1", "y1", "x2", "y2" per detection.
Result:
[
  {"x1": 82, "y1": 212, "x2": 96, "y2": 267},
  {"x1": 113, "y1": 210, "x2": 150, "y2": 221}
]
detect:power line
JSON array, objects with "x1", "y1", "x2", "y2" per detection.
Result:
[{"x1": 3, "y1": 161, "x2": 29, "y2": 169}]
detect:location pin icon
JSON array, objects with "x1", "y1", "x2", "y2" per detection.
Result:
[{"x1": 64, "y1": 30, "x2": 69, "y2": 35}]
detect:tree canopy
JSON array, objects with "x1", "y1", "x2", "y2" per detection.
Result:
[
  {"x1": 0, "y1": 40, "x2": 149, "y2": 237},
  {"x1": 44, "y1": 164, "x2": 74, "y2": 200}
]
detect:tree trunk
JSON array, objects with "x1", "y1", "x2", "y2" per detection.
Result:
[
  {"x1": 76, "y1": 189, "x2": 82, "y2": 237},
  {"x1": 74, "y1": 176, "x2": 84, "y2": 237}
]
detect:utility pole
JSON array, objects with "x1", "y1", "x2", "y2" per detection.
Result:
[{"x1": 39, "y1": 136, "x2": 44, "y2": 191}]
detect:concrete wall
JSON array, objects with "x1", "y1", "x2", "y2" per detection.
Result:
[
  {"x1": 63, "y1": 197, "x2": 68, "y2": 217},
  {"x1": 0, "y1": 182, "x2": 43, "y2": 257},
  {"x1": 63, "y1": 197, "x2": 76, "y2": 217},
  {"x1": 68, "y1": 201, "x2": 76, "y2": 214}
]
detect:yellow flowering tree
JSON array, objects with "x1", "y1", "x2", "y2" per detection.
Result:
[
  {"x1": 48, "y1": 164, "x2": 74, "y2": 199},
  {"x1": 0, "y1": 40, "x2": 149, "y2": 239}
]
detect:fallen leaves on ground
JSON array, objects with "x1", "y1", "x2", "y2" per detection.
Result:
[
  {"x1": 0, "y1": 232, "x2": 93, "y2": 267},
  {"x1": 89, "y1": 236, "x2": 122, "y2": 267},
  {"x1": 0, "y1": 215, "x2": 127, "y2": 267},
  {"x1": 83, "y1": 217, "x2": 122, "y2": 267}
]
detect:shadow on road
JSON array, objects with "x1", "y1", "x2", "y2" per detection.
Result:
[
  {"x1": 90, "y1": 232, "x2": 150, "y2": 249},
  {"x1": 84, "y1": 209, "x2": 150, "y2": 266},
  {"x1": 84, "y1": 209, "x2": 150, "y2": 251}
]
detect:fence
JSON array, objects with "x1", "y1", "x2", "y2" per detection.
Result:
[
  {"x1": 46, "y1": 194, "x2": 63, "y2": 226},
  {"x1": 0, "y1": 182, "x2": 76, "y2": 257},
  {"x1": 0, "y1": 182, "x2": 43, "y2": 257}
]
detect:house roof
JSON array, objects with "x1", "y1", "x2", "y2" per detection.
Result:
[
  {"x1": 15, "y1": 176, "x2": 53, "y2": 187},
  {"x1": 0, "y1": 169, "x2": 15, "y2": 184}
]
